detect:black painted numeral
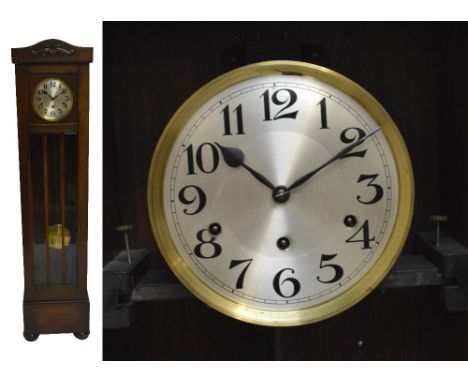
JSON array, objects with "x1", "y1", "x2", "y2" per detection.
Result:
[
  {"x1": 193, "y1": 229, "x2": 222, "y2": 259},
  {"x1": 229, "y1": 259, "x2": 253, "y2": 289},
  {"x1": 346, "y1": 220, "x2": 375, "y2": 249},
  {"x1": 273, "y1": 268, "x2": 301, "y2": 298},
  {"x1": 357, "y1": 174, "x2": 384, "y2": 204},
  {"x1": 317, "y1": 254, "x2": 344, "y2": 283},
  {"x1": 221, "y1": 104, "x2": 245, "y2": 135},
  {"x1": 340, "y1": 127, "x2": 367, "y2": 159},
  {"x1": 318, "y1": 97, "x2": 329, "y2": 129},
  {"x1": 178, "y1": 185, "x2": 207, "y2": 215},
  {"x1": 261, "y1": 89, "x2": 298, "y2": 121},
  {"x1": 185, "y1": 143, "x2": 219, "y2": 175}
]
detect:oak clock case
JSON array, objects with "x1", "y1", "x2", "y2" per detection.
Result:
[
  {"x1": 12, "y1": 40, "x2": 92, "y2": 340},
  {"x1": 148, "y1": 61, "x2": 414, "y2": 327}
]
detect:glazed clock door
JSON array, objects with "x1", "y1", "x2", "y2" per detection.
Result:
[{"x1": 29, "y1": 132, "x2": 79, "y2": 290}]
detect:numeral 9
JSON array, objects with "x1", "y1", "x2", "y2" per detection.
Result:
[{"x1": 178, "y1": 185, "x2": 206, "y2": 215}]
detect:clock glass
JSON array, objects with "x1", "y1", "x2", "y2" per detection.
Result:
[
  {"x1": 148, "y1": 61, "x2": 414, "y2": 326},
  {"x1": 32, "y1": 77, "x2": 73, "y2": 121}
]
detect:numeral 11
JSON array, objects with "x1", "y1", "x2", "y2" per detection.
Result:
[{"x1": 221, "y1": 104, "x2": 244, "y2": 135}]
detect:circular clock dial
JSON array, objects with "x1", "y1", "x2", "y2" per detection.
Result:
[
  {"x1": 148, "y1": 61, "x2": 414, "y2": 326},
  {"x1": 32, "y1": 78, "x2": 73, "y2": 121}
]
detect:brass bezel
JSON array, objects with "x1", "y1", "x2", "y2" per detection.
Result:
[
  {"x1": 148, "y1": 61, "x2": 414, "y2": 327},
  {"x1": 31, "y1": 77, "x2": 74, "y2": 122}
]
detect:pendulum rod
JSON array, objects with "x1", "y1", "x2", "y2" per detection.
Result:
[
  {"x1": 42, "y1": 134, "x2": 50, "y2": 285},
  {"x1": 60, "y1": 133, "x2": 66, "y2": 284}
]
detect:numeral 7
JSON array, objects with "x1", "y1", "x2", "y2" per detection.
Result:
[{"x1": 229, "y1": 259, "x2": 253, "y2": 289}]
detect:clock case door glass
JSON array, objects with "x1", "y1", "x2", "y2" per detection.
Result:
[{"x1": 30, "y1": 133, "x2": 78, "y2": 285}]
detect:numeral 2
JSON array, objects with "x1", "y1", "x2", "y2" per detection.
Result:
[{"x1": 340, "y1": 127, "x2": 367, "y2": 159}]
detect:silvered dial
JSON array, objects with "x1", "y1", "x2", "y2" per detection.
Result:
[
  {"x1": 32, "y1": 78, "x2": 73, "y2": 121},
  {"x1": 149, "y1": 62, "x2": 413, "y2": 326}
]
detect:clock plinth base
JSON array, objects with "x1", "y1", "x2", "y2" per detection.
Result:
[{"x1": 23, "y1": 296, "x2": 89, "y2": 340}]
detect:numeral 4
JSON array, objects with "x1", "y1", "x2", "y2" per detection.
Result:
[{"x1": 345, "y1": 220, "x2": 375, "y2": 249}]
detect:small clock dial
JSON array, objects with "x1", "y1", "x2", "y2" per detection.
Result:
[
  {"x1": 148, "y1": 61, "x2": 414, "y2": 326},
  {"x1": 32, "y1": 78, "x2": 73, "y2": 121}
]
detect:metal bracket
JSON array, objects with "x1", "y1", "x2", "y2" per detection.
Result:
[
  {"x1": 103, "y1": 249, "x2": 149, "y2": 329},
  {"x1": 103, "y1": 231, "x2": 468, "y2": 329},
  {"x1": 416, "y1": 231, "x2": 468, "y2": 311}
]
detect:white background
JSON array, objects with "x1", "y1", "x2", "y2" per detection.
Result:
[
  {"x1": 0, "y1": 0, "x2": 466, "y2": 381},
  {"x1": 0, "y1": 0, "x2": 103, "y2": 378}
]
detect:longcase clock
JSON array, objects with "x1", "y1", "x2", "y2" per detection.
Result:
[{"x1": 12, "y1": 39, "x2": 93, "y2": 340}]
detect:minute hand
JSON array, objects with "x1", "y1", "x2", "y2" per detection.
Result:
[{"x1": 287, "y1": 128, "x2": 381, "y2": 192}]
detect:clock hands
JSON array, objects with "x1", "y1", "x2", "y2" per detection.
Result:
[
  {"x1": 215, "y1": 142, "x2": 276, "y2": 191},
  {"x1": 287, "y1": 128, "x2": 381, "y2": 192}
]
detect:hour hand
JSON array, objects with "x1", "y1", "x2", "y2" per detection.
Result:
[{"x1": 215, "y1": 142, "x2": 275, "y2": 190}]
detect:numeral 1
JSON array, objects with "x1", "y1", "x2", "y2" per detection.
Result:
[
  {"x1": 221, "y1": 104, "x2": 244, "y2": 135},
  {"x1": 318, "y1": 97, "x2": 329, "y2": 129}
]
